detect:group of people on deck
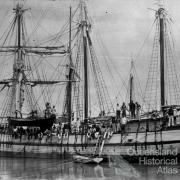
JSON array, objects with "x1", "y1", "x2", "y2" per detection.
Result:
[
  {"x1": 111, "y1": 101, "x2": 141, "y2": 133},
  {"x1": 116, "y1": 101, "x2": 180, "y2": 128},
  {"x1": 116, "y1": 101, "x2": 141, "y2": 120},
  {"x1": 165, "y1": 106, "x2": 180, "y2": 127},
  {"x1": 44, "y1": 102, "x2": 56, "y2": 118},
  {"x1": 86, "y1": 124, "x2": 113, "y2": 140},
  {"x1": 29, "y1": 102, "x2": 56, "y2": 118}
]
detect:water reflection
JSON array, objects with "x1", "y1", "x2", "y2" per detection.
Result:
[{"x1": 0, "y1": 156, "x2": 180, "y2": 180}]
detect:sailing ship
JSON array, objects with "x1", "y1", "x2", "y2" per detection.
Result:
[
  {"x1": 0, "y1": 2, "x2": 69, "y2": 131},
  {"x1": 0, "y1": 0, "x2": 114, "y2": 158},
  {"x1": 72, "y1": 4, "x2": 180, "y2": 162},
  {"x1": 68, "y1": 2, "x2": 180, "y2": 162},
  {"x1": 0, "y1": 0, "x2": 180, "y2": 163}
]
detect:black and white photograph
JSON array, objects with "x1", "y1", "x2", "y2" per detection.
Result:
[{"x1": 0, "y1": 0, "x2": 180, "y2": 179}]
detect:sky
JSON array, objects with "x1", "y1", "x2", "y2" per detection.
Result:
[
  {"x1": 88, "y1": 0, "x2": 180, "y2": 106},
  {"x1": 1, "y1": 0, "x2": 180, "y2": 114}
]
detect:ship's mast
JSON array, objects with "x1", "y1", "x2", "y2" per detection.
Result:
[
  {"x1": 158, "y1": 8, "x2": 165, "y2": 108},
  {"x1": 0, "y1": 3, "x2": 68, "y2": 118},
  {"x1": 83, "y1": 27, "x2": 88, "y2": 122},
  {"x1": 66, "y1": 6, "x2": 73, "y2": 124},
  {"x1": 142, "y1": 2, "x2": 180, "y2": 111},
  {"x1": 130, "y1": 74, "x2": 134, "y2": 103},
  {"x1": 129, "y1": 61, "x2": 134, "y2": 103},
  {"x1": 13, "y1": 3, "x2": 26, "y2": 116},
  {"x1": 80, "y1": 0, "x2": 89, "y2": 122}
]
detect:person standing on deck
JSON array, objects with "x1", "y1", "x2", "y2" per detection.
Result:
[
  {"x1": 51, "y1": 106, "x2": 56, "y2": 117},
  {"x1": 129, "y1": 100, "x2": 135, "y2": 118},
  {"x1": 116, "y1": 103, "x2": 121, "y2": 119},
  {"x1": 121, "y1": 115, "x2": 127, "y2": 132},
  {"x1": 76, "y1": 117, "x2": 80, "y2": 132},
  {"x1": 121, "y1": 102, "x2": 127, "y2": 118},
  {"x1": 176, "y1": 109, "x2": 180, "y2": 125},
  {"x1": 116, "y1": 103, "x2": 121, "y2": 132},
  {"x1": 112, "y1": 117, "x2": 116, "y2": 132},
  {"x1": 168, "y1": 106, "x2": 174, "y2": 126},
  {"x1": 135, "y1": 102, "x2": 141, "y2": 119},
  {"x1": 45, "y1": 102, "x2": 51, "y2": 118},
  {"x1": 173, "y1": 107, "x2": 177, "y2": 125}
]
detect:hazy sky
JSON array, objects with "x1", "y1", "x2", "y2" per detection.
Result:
[
  {"x1": 89, "y1": 0, "x2": 180, "y2": 104},
  {"x1": 1, "y1": 0, "x2": 180, "y2": 113}
]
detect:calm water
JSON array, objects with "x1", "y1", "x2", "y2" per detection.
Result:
[{"x1": 0, "y1": 156, "x2": 180, "y2": 180}]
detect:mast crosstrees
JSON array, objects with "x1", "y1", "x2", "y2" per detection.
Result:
[
  {"x1": 0, "y1": 3, "x2": 68, "y2": 119},
  {"x1": 12, "y1": 3, "x2": 26, "y2": 116},
  {"x1": 0, "y1": 0, "x2": 114, "y2": 125},
  {"x1": 62, "y1": 0, "x2": 114, "y2": 122},
  {"x1": 144, "y1": 6, "x2": 180, "y2": 111}
]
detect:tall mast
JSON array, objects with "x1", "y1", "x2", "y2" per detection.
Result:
[
  {"x1": 13, "y1": 3, "x2": 25, "y2": 116},
  {"x1": 158, "y1": 8, "x2": 165, "y2": 108},
  {"x1": 83, "y1": 28, "x2": 88, "y2": 121},
  {"x1": 129, "y1": 61, "x2": 134, "y2": 103},
  {"x1": 66, "y1": 6, "x2": 73, "y2": 124},
  {"x1": 80, "y1": 1, "x2": 88, "y2": 122},
  {"x1": 17, "y1": 5, "x2": 21, "y2": 48},
  {"x1": 0, "y1": 3, "x2": 68, "y2": 118},
  {"x1": 130, "y1": 75, "x2": 134, "y2": 102}
]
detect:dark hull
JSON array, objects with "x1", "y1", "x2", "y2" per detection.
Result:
[
  {"x1": 8, "y1": 115, "x2": 56, "y2": 131},
  {"x1": 0, "y1": 150, "x2": 69, "y2": 159}
]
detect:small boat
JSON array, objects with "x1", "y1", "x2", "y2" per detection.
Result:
[
  {"x1": 73, "y1": 154, "x2": 103, "y2": 164},
  {"x1": 8, "y1": 114, "x2": 56, "y2": 132},
  {"x1": 73, "y1": 132, "x2": 106, "y2": 164}
]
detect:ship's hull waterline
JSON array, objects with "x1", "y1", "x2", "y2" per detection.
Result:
[{"x1": 1, "y1": 127, "x2": 180, "y2": 162}]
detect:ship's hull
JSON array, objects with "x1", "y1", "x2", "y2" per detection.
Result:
[
  {"x1": 1, "y1": 127, "x2": 180, "y2": 163},
  {"x1": 8, "y1": 115, "x2": 56, "y2": 131}
]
